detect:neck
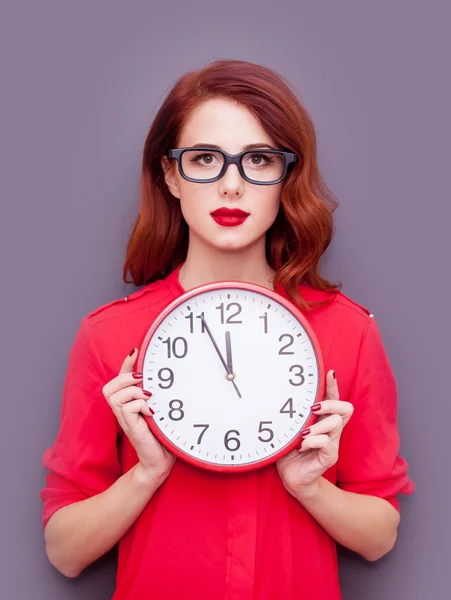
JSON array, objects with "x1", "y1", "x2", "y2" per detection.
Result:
[{"x1": 178, "y1": 233, "x2": 276, "y2": 291}]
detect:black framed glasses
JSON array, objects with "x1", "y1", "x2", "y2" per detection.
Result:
[{"x1": 167, "y1": 147, "x2": 298, "y2": 185}]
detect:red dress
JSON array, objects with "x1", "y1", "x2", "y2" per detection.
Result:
[{"x1": 40, "y1": 263, "x2": 415, "y2": 599}]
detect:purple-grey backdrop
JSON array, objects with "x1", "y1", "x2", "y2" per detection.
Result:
[{"x1": 1, "y1": 0, "x2": 449, "y2": 598}]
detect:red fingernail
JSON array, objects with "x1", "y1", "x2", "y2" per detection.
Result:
[
  {"x1": 311, "y1": 403, "x2": 321, "y2": 412},
  {"x1": 300, "y1": 427, "x2": 311, "y2": 437},
  {"x1": 129, "y1": 348, "x2": 136, "y2": 357},
  {"x1": 142, "y1": 390, "x2": 152, "y2": 397},
  {"x1": 132, "y1": 372, "x2": 143, "y2": 379},
  {"x1": 333, "y1": 371, "x2": 336, "y2": 379},
  {"x1": 149, "y1": 407, "x2": 155, "y2": 415}
]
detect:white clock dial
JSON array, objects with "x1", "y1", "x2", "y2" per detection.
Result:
[{"x1": 141, "y1": 285, "x2": 322, "y2": 470}]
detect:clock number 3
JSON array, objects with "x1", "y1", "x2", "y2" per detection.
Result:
[{"x1": 288, "y1": 364, "x2": 305, "y2": 386}]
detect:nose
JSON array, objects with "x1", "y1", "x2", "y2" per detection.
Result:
[{"x1": 219, "y1": 162, "x2": 244, "y2": 197}]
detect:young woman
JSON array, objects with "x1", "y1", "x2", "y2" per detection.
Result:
[{"x1": 40, "y1": 59, "x2": 414, "y2": 599}]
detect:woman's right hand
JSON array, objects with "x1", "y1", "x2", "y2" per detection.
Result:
[{"x1": 102, "y1": 348, "x2": 176, "y2": 484}]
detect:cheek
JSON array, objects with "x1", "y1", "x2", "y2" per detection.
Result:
[
  {"x1": 257, "y1": 188, "x2": 282, "y2": 226},
  {"x1": 178, "y1": 184, "x2": 209, "y2": 227}
]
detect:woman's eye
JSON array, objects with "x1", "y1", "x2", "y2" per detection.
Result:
[
  {"x1": 193, "y1": 153, "x2": 216, "y2": 164},
  {"x1": 247, "y1": 153, "x2": 272, "y2": 166}
]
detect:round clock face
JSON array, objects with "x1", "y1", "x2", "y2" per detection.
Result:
[{"x1": 136, "y1": 282, "x2": 325, "y2": 472}]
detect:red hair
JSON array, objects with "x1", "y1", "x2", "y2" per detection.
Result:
[{"x1": 123, "y1": 59, "x2": 341, "y2": 311}]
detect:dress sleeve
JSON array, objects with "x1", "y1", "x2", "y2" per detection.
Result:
[
  {"x1": 336, "y1": 317, "x2": 415, "y2": 511},
  {"x1": 40, "y1": 317, "x2": 122, "y2": 528}
]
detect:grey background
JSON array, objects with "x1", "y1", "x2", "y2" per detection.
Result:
[{"x1": 1, "y1": 0, "x2": 449, "y2": 598}]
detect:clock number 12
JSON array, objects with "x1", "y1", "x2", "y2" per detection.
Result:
[{"x1": 216, "y1": 303, "x2": 243, "y2": 325}]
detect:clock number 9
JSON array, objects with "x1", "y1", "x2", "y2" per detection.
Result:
[
  {"x1": 158, "y1": 367, "x2": 174, "y2": 389},
  {"x1": 289, "y1": 365, "x2": 305, "y2": 386},
  {"x1": 224, "y1": 429, "x2": 241, "y2": 451}
]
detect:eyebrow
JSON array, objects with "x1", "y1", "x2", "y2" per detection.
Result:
[{"x1": 188, "y1": 142, "x2": 278, "y2": 151}]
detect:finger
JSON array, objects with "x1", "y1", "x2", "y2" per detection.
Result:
[
  {"x1": 325, "y1": 369, "x2": 340, "y2": 400},
  {"x1": 310, "y1": 400, "x2": 354, "y2": 425},
  {"x1": 121, "y1": 400, "x2": 154, "y2": 434},
  {"x1": 301, "y1": 414, "x2": 343, "y2": 439},
  {"x1": 110, "y1": 385, "x2": 152, "y2": 407},
  {"x1": 102, "y1": 370, "x2": 144, "y2": 399},
  {"x1": 122, "y1": 399, "x2": 154, "y2": 417},
  {"x1": 299, "y1": 434, "x2": 332, "y2": 452},
  {"x1": 119, "y1": 347, "x2": 139, "y2": 375}
]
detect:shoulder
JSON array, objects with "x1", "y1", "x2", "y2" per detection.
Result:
[
  {"x1": 299, "y1": 284, "x2": 376, "y2": 332},
  {"x1": 83, "y1": 278, "x2": 174, "y2": 330},
  {"x1": 331, "y1": 290, "x2": 375, "y2": 323}
]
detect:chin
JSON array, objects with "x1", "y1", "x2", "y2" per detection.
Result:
[
  {"x1": 210, "y1": 234, "x2": 264, "y2": 253},
  {"x1": 191, "y1": 223, "x2": 266, "y2": 253}
]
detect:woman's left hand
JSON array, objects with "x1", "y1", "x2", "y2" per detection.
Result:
[{"x1": 276, "y1": 370, "x2": 354, "y2": 499}]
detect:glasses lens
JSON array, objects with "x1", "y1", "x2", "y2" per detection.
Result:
[
  {"x1": 242, "y1": 152, "x2": 285, "y2": 182},
  {"x1": 180, "y1": 150, "x2": 286, "y2": 182},
  {"x1": 181, "y1": 150, "x2": 224, "y2": 180}
]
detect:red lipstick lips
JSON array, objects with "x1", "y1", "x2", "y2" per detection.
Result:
[{"x1": 211, "y1": 207, "x2": 250, "y2": 227}]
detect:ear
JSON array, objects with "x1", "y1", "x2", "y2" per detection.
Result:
[{"x1": 160, "y1": 156, "x2": 180, "y2": 199}]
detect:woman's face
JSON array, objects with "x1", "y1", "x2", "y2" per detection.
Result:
[{"x1": 161, "y1": 97, "x2": 284, "y2": 253}]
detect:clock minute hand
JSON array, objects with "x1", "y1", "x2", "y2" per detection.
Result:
[{"x1": 200, "y1": 314, "x2": 242, "y2": 399}]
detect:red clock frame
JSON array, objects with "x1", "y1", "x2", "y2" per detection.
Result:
[{"x1": 136, "y1": 280, "x2": 325, "y2": 473}]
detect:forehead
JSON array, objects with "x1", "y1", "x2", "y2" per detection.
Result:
[{"x1": 178, "y1": 98, "x2": 276, "y2": 151}]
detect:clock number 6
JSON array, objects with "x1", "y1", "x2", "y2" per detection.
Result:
[{"x1": 224, "y1": 430, "x2": 241, "y2": 451}]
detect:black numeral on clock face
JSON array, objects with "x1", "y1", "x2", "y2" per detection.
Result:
[
  {"x1": 216, "y1": 302, "x2": 243, "y2": 324},
  {"x1": 280, "y1": 397, "x2": 295, "y2": 418},
  {"x1": 185, "y1": 312, "x2": 206, "y2": 334},
  {"x1": 259, "y1": 312, "x2": 268, "y2": 334},
  {"x1": 168, "y1": 399, "x2": 184, "y2": 421},
  {"x1": 158, "y1": 368, "x2": 174, "y2": 389},
  {"x1": 162, "y1": 337, "x2": 188, "y2": 359},
  {"x1": 279, "y1": 334, "x2": 295, "y2": 355},
  {"x1": 193, "y1": 424, "x2": 209, "y2": 444},
  {"x1": 289, "y1": 365, "x2": 305, "y2": 386},
  {"x1": 224, "y1": 429, "x2": 241, "y2": 451},
  {"x1": 257, "y1": 421, "x2": 274, "y2": 442}
]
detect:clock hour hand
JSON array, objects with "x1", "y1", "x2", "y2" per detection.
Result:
[
  {"x1": 200, "y1": 314, "x2": 242, "y2": 399},
  {"x1": 225, "y1": 331, "x2": 234, "y2": 375}
]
